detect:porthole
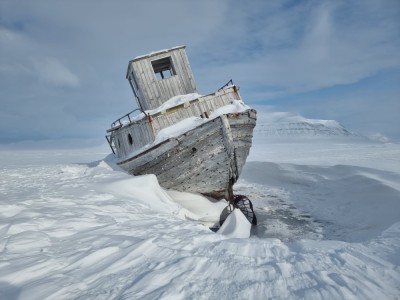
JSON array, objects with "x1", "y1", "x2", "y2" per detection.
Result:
[{"x1": 128, "y1": 134, "x2": 133, "y2": 145}]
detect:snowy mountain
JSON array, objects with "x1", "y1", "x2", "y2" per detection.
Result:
[{"x1": 254, "y1": 111, "x2": 356, "y2": 138}]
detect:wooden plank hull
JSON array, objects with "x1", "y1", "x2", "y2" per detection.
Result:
[{"x1": 117, "y1": 109, "x2": 257, "y2": 199}]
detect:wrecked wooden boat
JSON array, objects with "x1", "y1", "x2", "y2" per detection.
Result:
[{"x1": 106, "y1": 46, "x2": 256, "y2": 200}]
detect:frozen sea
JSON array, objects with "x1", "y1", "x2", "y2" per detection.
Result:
[{"x1": 0, "y1": 135, "x2": 400, "y2": 299}]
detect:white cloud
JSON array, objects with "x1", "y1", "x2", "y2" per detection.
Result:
[
  {"x1": 0, "y1": 26, "x2": 79, "y2": 87},
  {"x1": 194, "y1": 0, "x2": 400, "y2": 98},
  {"x1": 0, "y1": 0, "x2": 399, "y2": 142},
  {"x1": 32, "y1": 57, "x2": 79, "y2": 87}
]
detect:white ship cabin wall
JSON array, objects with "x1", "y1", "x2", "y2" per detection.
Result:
[{"x1": 126, "y1": 46, "x2": 198, "y2": 111}]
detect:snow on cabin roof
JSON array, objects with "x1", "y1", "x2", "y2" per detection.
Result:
[{"x1": 130, "y1": 45, "x2": 186, "y2": 63}]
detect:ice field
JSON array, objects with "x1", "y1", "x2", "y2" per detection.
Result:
[{"x1": 1, "y1": 131, "x2": 400, "y2": 299}]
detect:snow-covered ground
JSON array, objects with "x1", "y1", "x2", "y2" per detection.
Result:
[{"x1": 1, "y1": 120, "x2": 400, "y2": 299}]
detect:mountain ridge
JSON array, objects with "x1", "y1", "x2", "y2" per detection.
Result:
[{"x1": 254, "y1": 110, "x2": 359, "y2": 138}]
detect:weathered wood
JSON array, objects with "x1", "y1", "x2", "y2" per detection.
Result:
[
  {"x1": 108, "y1": 46, "x2": 257, "y2": 198},
  {"x1": 126, "y1": 46, "x2": 198, "y2": 111},
  {"x1": 117, "y1": 110, "x2": 256, "y2": 198},
  {"x1": 110, "y1": 87, "x2": 242, "y2": 157}
]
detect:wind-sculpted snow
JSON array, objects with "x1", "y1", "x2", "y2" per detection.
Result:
[
  {"x1": 0, "y1": 140, "x2": 400, "y2": 299},
  {"x1": 239, "y1": 162, "x2": 400, "y2": 243}
]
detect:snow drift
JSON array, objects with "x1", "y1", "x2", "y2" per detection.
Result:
[{"x1": 0, "y1": 113, "x2": 399, "y2": 299}]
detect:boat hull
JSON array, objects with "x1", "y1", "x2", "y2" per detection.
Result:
[{"x1": 117, "y1": 109, "x2": 257, "y2": 199}]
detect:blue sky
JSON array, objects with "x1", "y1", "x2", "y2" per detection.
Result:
[{"x1": 1, "y1": 0, "x2": 399, "y2": 145}]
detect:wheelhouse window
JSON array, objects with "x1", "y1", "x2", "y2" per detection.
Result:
[{"x1": 151, "y1": 57, "x2": 175, "y2": 80}]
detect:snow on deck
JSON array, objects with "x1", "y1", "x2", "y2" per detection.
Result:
[{"x1": 121, "y1": 99, "x2": 250, "y2": 160}]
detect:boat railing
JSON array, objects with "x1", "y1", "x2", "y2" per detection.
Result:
[
  {"x1": 218, "y1": 79, "x2": 234, "y2": 91},
  {"x1": 110, "y1": 83, "x2": 237, "y2": 130},
  {"x1": 110, "y1": 108, "x2": 143, "y2": 129},
  {"x1": 105, "y1": 135, "x2": 116, "y2": 154},
  {"x1": 106, "y1": 85, "x2": 243, "y2": 155}
]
